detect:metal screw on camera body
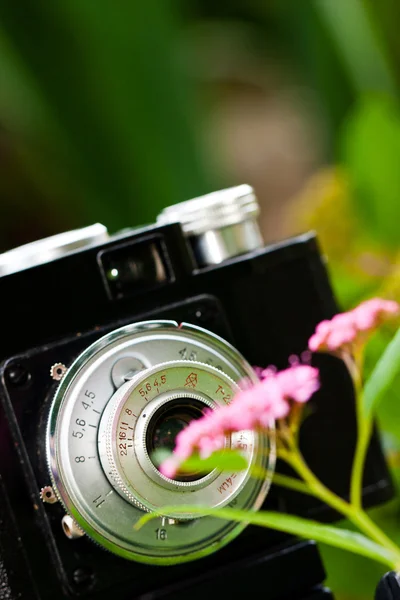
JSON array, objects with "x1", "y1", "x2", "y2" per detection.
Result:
[
  {"x1": 6, "y1": 364, "x2": 31, "y2": 387},
  {"x1": 50, "y1": 363, "x2": 67, "y2": 381},
  {"x1": 40, "y1": 486, "x2": 58, "y2": 504}
]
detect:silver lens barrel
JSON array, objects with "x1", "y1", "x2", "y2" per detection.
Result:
[
  {"x1": 157, "y1": 184, "x2": 264, "y2": 266},
  {"x1": 47, "y1": 320, "x2": 275, "y2": 564},
  {"x1": 98, "y1": 360, "x2": 254, "y2": 517}
]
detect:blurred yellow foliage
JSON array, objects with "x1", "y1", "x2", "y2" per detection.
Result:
[
  {"x1": 291, "y1": 168, "x2": 357, "y2": 261},
  {"x1": 290, "y1": 167, "x2": 400, "y2": 308}
]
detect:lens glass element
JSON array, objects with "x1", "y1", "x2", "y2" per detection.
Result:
[{"x1": 146, "y1": 398, "x2": 207, "y2": 481}]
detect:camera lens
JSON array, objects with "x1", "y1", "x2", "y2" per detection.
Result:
[
  {"x1": 51, "y1": 325, "x2": 274, "y2": 564},
  {"x1": 146, "y1": 398, "x2": 207, "y2": 482}
]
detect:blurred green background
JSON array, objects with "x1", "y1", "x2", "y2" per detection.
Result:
[{"x1": 2, "y1": 0, "x2": 400, "y2": 597}]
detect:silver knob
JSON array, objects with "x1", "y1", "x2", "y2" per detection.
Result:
[
  {"x1": 61, "y1": 515, "x2": 85, "y2": 539},
  {"x1": 157, "y1": 184, "x2": 263, "y2": 266}
]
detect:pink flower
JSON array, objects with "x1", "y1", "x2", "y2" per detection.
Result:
[
  {"x1": 253, "y1": 366, "x2": 265, "y2": 379},
  {"x1": 254, "y1": 365, "x2": 277, "y2": 380},
  {"x1": 159, "y1": 456, "x2": 181, "y2": 479},
  {"x1": 276, "y1": 365, "x2": 320, "y2": 403},
  {"x1": 353, "y1": 298, "x2": 399, "y2": 330},
  {"x1": 159, "y1": 364, "x2": 319, "y2": 479},
  {"x1": 308, "y1": 298, "x2": 399, "y2": 353}
]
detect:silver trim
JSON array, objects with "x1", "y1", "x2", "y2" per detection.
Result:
[{"x1": 0, "y1": 223, "x2": 108, "y2": 276}]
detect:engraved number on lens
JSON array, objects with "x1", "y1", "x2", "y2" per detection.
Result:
[{"x1": 155, "y1": 528, "x2": 167, "y2": 541}]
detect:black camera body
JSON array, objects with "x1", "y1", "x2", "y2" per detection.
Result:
[{"x1": 0, "y1": 188, "x2": 392, "y2": 600}]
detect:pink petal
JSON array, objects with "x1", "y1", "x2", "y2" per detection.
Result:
[
  {"x1": 352, "y1": 299, "x2": 399, "y2": 331},
  {"x1": 308, "y1": 298, "x2": 399, "y2": 354},
  {"x1": 276, "y1": 365, "x2": 319, "y2": 403},
  {"x1": 159, "y1": 362, "x2": 321, "y2": 478},
  {"x1": 308, "y1": 333, "x2": 321, "y2": 352},
  {"x1": 159, "y1": 456, "x2": 180, "y2": 479}
]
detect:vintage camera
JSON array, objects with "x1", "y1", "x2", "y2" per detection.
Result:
[{"x1": 0, "y1": 185, "x2": 393, "y2": 600}]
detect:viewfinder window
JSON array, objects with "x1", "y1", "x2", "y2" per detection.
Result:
[{"x1": 99, "y1": 237, "x2": 172, "y2": 300}]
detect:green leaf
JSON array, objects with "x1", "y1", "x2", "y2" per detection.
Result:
[
  {"x1": 342, "y1": 95, "x2": 400, "y2": 247},
  {"x1": 152, "y1": 449, "x2": 248, "y2": 474},
  {"x1": 313, "y1": 0, "x2": 396, "y2": 96},
  {"x1": 363, "y1": 328, "x2": 400, "y2": 440},
  {"x1": 364, "y1": 327, "x2": 400, "y2": 420},
  {"x1": 135, "y1": 505, "x2": 397, "y2": 568},
  {"x1": 320, "y1": 500, "x2": 400, "y2": 599}
]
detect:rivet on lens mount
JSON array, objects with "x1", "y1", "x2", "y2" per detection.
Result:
[
  {"x1": 50, "y1": 363, "x2": 67, "y2": 381},
  {"x1": 40, "y1": 486, "x2": 58, "y2": 504},
  {"x1": 62, "y1": 515, "x2": 85, "y2": 539},
  {"x1": 6, "y1": 363, "x2": 31, "y2": 387}
]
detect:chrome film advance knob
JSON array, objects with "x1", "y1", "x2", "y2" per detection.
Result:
[{"x1": 157, "y1": 184, "x2": 264, "y2": 266}]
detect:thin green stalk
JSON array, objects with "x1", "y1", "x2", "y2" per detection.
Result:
[
  {"x1": 350, "y1": 415, "x2": 373, "y2": 508},
  {"x1": 272, "y1": 473, "x2": 321, "y2": 498},
  {"x1": 341, "y1": 348, "x2": 371, "y2": 509},
  {"x1": 285, "y1": 448, "x2": 400, "y2": 563},
  {"x1": 286, "y1": 451, "x2": 357, "y2": 518}
]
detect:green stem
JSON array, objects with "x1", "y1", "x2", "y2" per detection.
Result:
[
  {"x1": 350, "y1": 415, "x2": 373, "y2": 508},
  {"x1": 285, "y1": 448, "x2": 400, "y2": 563},
  {"x1": 287, "y1": 451, "x2": 356, "y2": 517},
  {"x1": 272, "y1": 473, "x2": 321, "y2": 498},
  {"x1": 348, "y1": 348, "x2": 371, "y2": 509},
  {"x1": 350, "y1": 509, "x2": 400, "y2": 560}
]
